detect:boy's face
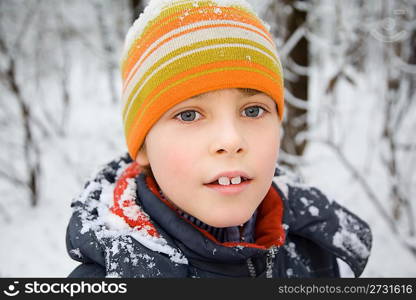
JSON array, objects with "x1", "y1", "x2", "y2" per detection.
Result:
[{"x1": 136, "y1": 88, "x2": 281, "y2": 228}]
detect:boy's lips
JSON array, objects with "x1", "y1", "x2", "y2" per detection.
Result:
[
  {"x1": 203, "y1": 171, "x2": 252, "y2": 185},
  {"x1": 204, "y1": 180, "x2": 252, "y2": 196},
  {"x1": 203, "y1": 171, "x2": 253, "y2": 196}
]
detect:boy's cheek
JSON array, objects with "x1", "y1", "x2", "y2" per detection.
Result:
[
  {"x1": 255, "y1": 135, "x2": 280, "y2": 172},
  {"x1": 157, "y1": 147, "x2": 196, "y2": 178}
]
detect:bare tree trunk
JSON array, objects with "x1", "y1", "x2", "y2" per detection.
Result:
[
  {"x1": 6, "y1": 58, "x2": 41, "y2": 207},
  {"x1": 281, "y1": 0, "x2": 309, "y2": 163},
  {"x1": 94, "y1": 1, "x2": 118, "y2": 104},
  {"x1": 0, "y1": 15, "x2": 41, "y2": 207},
  {"x1": 265, "y1": 0, "x2": 310, "y2": 170},
  {"x1": 55, "y1": 5, "x2": 72, "y2": 136}
]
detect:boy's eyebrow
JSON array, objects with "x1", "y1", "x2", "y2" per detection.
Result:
[
  {"x1": 189, "y1": 88, "x2": 263, "y2": 100},
  {"x1": 237, "y1": 88, "x2": 263, "y2": 96},
  {"x1": 188, "y1": 94, "x2": 204, "y2": 100}
]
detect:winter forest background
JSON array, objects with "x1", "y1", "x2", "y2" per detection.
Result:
[{"x1": 0, "y1": 0, "x2": 415, "y2": 277}]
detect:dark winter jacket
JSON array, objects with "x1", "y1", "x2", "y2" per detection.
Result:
[{"x1": 66, "y1": 154, "x2": 372, "y2": 278}]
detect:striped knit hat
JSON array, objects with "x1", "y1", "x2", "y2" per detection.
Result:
[{"x1": 121, "y1": 0, "x2": 284, "y2": 159}]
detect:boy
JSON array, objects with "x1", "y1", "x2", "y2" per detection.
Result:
[{"x1": 66, "y1": 0, "x2": 372, "y2": 278}]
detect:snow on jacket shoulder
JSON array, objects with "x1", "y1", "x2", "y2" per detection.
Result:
[{"x1": 66, "y1": 154, "x2": 372, "y2": 278}]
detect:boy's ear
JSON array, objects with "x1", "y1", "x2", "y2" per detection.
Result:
[{"x1": 135, "y1": 145, "x2": 150, "y2": 166}]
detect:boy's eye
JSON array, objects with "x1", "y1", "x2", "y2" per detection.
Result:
[
  {"x1": 242, "y1": 106, "x2": 265, "y2": 118},
  {"x1": 175, "y1": 106, "x2": 266, "y2": 122},
  {"x1": 175, "y1": 110, "x2": 201, "y2": 122}
]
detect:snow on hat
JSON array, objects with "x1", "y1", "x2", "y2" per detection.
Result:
[{"x1": 120, "y1": 0, "x2": 284, "y2": 159}]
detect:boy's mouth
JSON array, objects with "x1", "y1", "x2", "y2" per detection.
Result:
[
  {"x1": 204, "y1": 171, "x2": 252, "y2": 185},
  {"x1": 203, "y1": 172, "x2": 253, "y2": 195},
  {"x1": 206, "y1": 176, "x2": 250, "y2": 185},
  {"x1": 204, "y1": 177, "x2": 252, "y2": 196}
]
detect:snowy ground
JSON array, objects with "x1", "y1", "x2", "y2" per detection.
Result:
[{"x1": 1, "y1": 0, "x2": 415, "y2": 277}]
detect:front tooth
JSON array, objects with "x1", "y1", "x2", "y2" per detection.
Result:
[
  {"x1": 231, "y1": 176, "x2": 241, "y2": 184},
  {"x1": 218, "y1": 176, "x2": 230, "y2": 185}
]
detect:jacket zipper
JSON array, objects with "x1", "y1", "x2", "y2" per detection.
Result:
[
  {"x1": 266, "y1": 246, "x2": 278, "y2": 278},
  {"x1": 246, "y1": 258, "x2": 257, "y2": 277},
  {"x1": 246, "y1": 246, "x2": 278, "y2": 278}
]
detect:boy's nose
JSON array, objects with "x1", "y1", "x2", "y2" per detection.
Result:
[{"x1": 209, "y1": 121, "x2": 247, "y2": 157}]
